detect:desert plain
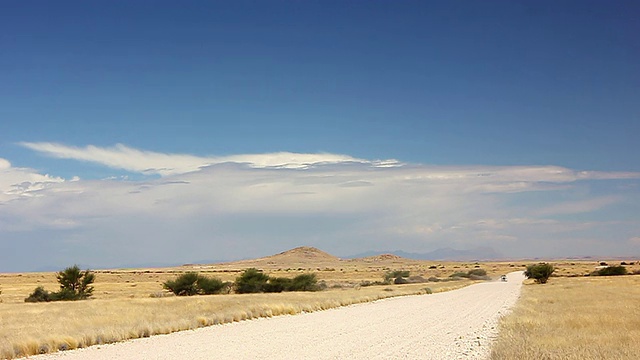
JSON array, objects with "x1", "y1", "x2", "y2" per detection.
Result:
[{"x1": 1, "y1": 247, "x2": 639, "y2": 359}]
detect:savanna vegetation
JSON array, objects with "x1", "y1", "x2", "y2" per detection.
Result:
[
  {"x1": 491, "y1": 275, "x2": 640, "y2": 360},
  {"x1": 2, "y1": 253, "x2": 639, "y2": 359},
  {"x1": 162, "y1": 272, "x2": 231, "y2": 296},
  {"x1": 24, "y1": 265, "x2": 95, "y2": 302},
  {"x1": 524, "y1": 263, "x2": 555, "y2": 284}
]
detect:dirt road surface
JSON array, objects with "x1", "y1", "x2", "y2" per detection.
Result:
[{"x1": 28, "y1": 272, "x2": 524, "y2": 360}]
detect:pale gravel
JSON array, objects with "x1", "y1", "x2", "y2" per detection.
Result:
[{"x1": 26, "y1": 272, "x2": 524, "y2": 360}]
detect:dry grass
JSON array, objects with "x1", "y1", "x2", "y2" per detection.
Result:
[
  {"x1": 2, "y1": 252, "x2": 638, "y2": 359},
  {"x1": 491, "y1": 275, "x2": 640, "y2": 360},
  {"x1": 0, "y1": 281, "x2": 466, "y2": 359}
]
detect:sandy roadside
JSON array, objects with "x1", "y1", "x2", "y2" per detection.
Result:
[{"x1": 25, "y1": 271, "x2": 524, "y2": 360}]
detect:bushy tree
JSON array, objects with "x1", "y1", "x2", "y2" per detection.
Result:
[
  {"x1": 289, "y1": 274, "x2": 320, "y2": 291},
  {"x1": 597, "y1": 266, "x2": 627, "y2": 276},
  {"x1": 56, "y1": 265, "x2": 95, "y2": 299},
  {"x1": 235, "y1": 268, "x2": 270, "y2": 294},
  {"x1": 525, "y1": 263, "x2": 555, "y2": 284},
  {"x1": 163, "y1": 272, "x2": 200, "y2": 296},
  {"x1": 25, "y1": 265, "x2": 95, "y2": 302},
  {"x1": 197, "y1": 275, "x2": 229, "y2": 294},
  {"x1": 163, "y1": 272, "x2": 229, "y2": 296},
  {"x1": 263, "y1": 277, "x2": 292, "y2": 293}
]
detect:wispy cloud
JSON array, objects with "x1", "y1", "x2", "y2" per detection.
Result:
[
  {"x1": 1, "y1": 143, "x2": 639, "y2": 271},
  {"x1": 534, "y1": 196, "x2": 623, "y2": 216},
  {"x1": 19, "y1": 142, "x2": 399, "y2": 176}
]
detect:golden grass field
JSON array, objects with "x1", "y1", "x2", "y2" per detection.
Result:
[
  {"x1": 1, "y1": 247, "x2": 639, "y2": 359},
  {"x1": 491, "y1": 275, "x2": 640, "y2": 360}
]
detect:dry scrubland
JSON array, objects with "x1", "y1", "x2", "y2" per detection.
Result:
[
  {"x1": 0, "y1": 247, "x2": 500, "y2": 359},
  {"x1": 1, "y1": 247, "x2": 638, "y2": 359},
  {"x1": 492, "y1": 274, "x2": 640, "y2": 360}
]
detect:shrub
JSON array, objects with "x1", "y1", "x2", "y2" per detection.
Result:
[
  {"x1": 196, "y1": 276, "x2": 229, "y2": 295},
  {"x1": 163, "y1": 272, "x2": 199, "y2": 296},
  {"x1": 597, "y1": 266, "x2": 628, "y2": 276},
  {"x1": 25, "y1": 265, "x2": 95, "y2": 302},
  {"x1": 449, "y1": 272, "x2": 469, "y2": 278},
  {"x1": 235, "y1": 268, "x2": 270, "y2": 294},
  {"x1": 289, "y1": 273, "x2": 320, "y2": 291},
  {"x1": 407, "y1": 275, "x2": 427, "y2": 283},
  {"x1": 163, "y1": 272, "x2": 228, "y2": 296},
  {"x1": 25, "y1": 286, "x2": 51, "y2": 302},
  {"x1": 263, "y1": 277, "x2": 292, "y2": 293},
  {"x1": 525, "y1": 263, "x2": 555, "y2": 284},
  {"x1": 468, "y1": 268, "x2": 487, "y2": 277},
  {"x1": 394, "y1": 276, "x2": 409, "y2": 284},
  {"x1": 51, "y1": 288, "x2": 84, "y2": 301},
  {"x1": 384, "y1": 270, "x2": 410, "y2": 284}
]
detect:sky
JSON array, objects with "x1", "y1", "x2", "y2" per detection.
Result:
[{"x1": 1, "y1": 1, "x2": 639, "y2": 272}]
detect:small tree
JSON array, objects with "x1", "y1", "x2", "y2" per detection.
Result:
[
  {"x1": 25, "y1": 265, "x2": 95, "y2": 302},
  {"x1": 525, "y1": 263, "x2": 555, "y2": 284},
  {"x1": 56, "y1": 265, "x2": 95, "y2": 299},
  {"x1": 163, "y1": 272, "x2": 200, "y2": 296},
  {"x1": 235, "y1": 268, "x2": 270, "y2": 294}
]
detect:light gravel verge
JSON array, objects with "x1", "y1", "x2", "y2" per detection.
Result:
[{"x1": 24, "y1": 272, "x2": 524, "y2": 360}]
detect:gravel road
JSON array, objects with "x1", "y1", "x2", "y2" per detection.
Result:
[{"x1": 28, "y1": 272, "x2": 524, "y2": 360}]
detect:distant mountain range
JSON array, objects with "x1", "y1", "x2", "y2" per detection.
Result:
[
  {"x1": 345, "y1": 246, "x2": 503, "y2": 261},
  {"x1": 28, "y1": 246, "x2": 503, "y2": 272}
]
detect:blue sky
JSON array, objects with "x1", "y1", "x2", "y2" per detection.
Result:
[{"x1": 1, "y1": 1, "x2": 639, "y2": 271}]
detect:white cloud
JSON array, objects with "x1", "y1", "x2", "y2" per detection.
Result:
[
  {"x1": 1, "y1": 144, "x2": 640, "y2": 270},
  {"x1": 534, "y1": 196, "x2": 622, "y2": 216},
  {"x1": 19, "y1": 142, "x2": 400, "y2": 176},
  {"x1": 0, "y1": 157, "x2": 65, "y2": 203}
]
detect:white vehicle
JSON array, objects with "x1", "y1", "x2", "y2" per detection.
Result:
[{"x1": 500, "y1": 275, "x2": 507, "y2": 282}]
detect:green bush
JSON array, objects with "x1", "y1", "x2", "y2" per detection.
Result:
[
  {"x1": 25, "y1": 286, "x2": 51, "y2": 302},
  {"x1": 289, "y1": 274, "x2": 320, "y2": 291},
  {"x1": 196, "y1": 276, "x2": 229, "y2": 295},
  {"x1": 25, "y1": 265, "x2": 96, "y2": 302},
  {"x1": 163, "y1": 272, "x2": 199, "y2": 296},
  {"x1": 56, "y1": 265, "x2": 95, "y2": 299},
  {"x1": 235, "y1": 268, "x2": 270, "y2": 294},
  {"x1": 263, "y1": 277, "x2": 292, "y2": 293},
  {"x1": 235, "y1": 269, "x2": 322, "y2": 293},
  {"x1": 525, "y1": 263, "x2": 555, "y2": 284},
  {"x1": 163, "y1": 272, "x2": 228, "y2": 296},
  {"x1": 597, "y1": 266, "x2": 628, "y2": 276}
]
